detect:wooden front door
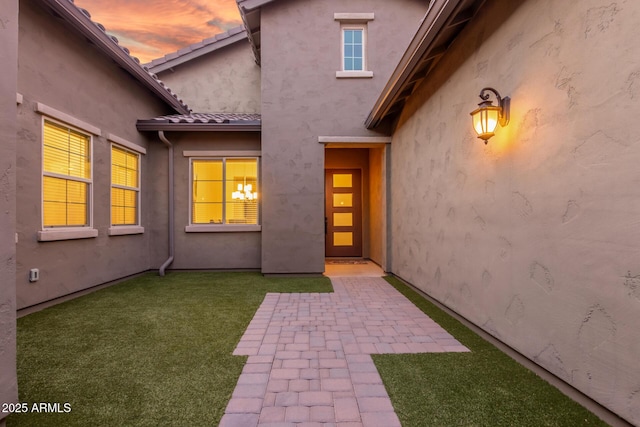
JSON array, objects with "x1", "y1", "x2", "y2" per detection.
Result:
[{"x1": 325, "y1": 169, "x2": 362, "y2": 257}]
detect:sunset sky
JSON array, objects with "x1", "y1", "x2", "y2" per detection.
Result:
[{"x1": 74, "y1": 0, "x2": 242, "y2": 63}]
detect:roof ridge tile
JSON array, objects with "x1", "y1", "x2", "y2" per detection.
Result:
[{"x1": 144, "y1": 25, "x2": 247, "y2": 69}]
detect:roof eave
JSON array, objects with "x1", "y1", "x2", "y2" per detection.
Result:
[
  {"x1": 237, "y1": 0, "x2": 275, "y2": 65},
  {"x1": 237, "y1": 0, "x2": 276, "y2": 11},
  {"x1": 136, "y1": 121, "x2": 262, "y2": 132},
  {"x1": 41, "y1": 0, "x2": 190, "y2": 114},
  {"x1": 365, "y1": 0, "x2": 486, "y2": 130}
]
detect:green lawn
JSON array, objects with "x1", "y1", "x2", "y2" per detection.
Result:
[
  {"x1": 9, "y1": 272, "x2": 331, "y2": 426},
  {"x1": 10, "y1": 272, "x2": 606, "y2": 426},
  {"x1": 376, "y1": 276, "x2": 608, "y2": 427}
]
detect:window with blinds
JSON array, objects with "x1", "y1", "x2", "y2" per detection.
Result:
[
  {"x1": 192, "y1": 158, "x2": 258, "y2": 225},
  {"x1": 111, "y1": 146, "x2": 140, "y2": 225},
  {"x1": 42, "y1": 120, "x2": 91, "y2": 227}
]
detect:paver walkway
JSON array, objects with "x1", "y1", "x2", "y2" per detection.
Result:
[{"x1": 220, "y1": 276, "x2": 469, "y2": 427}]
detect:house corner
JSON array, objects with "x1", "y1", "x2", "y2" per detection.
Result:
[{"x1": 0, "y1": 0, "x2": 19, "y2": 420}]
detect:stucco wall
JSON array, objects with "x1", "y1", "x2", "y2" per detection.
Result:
[
  {"x1": 368, "y1": 146, "x2": 387, "y2": 268},
  {"x1": 160, "y1": 131, "x2": 262, "y2": 270},
  {"x1": 260, "y1": 0, "x2": 427, "y2": 273},
  {"x1": 390, "y1": 0, "x2": 640, "y2": 423},
  {"x1": 0, "y1": 0, "x2": 19, "y2": 419},
  {"x1": 16, "y1": 1, "x2": 173, "y2": 309},
  {"x1": 156, "y1": 41, "x2": 261, "y2": 113}
]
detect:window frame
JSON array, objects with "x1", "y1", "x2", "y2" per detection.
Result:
[
  {"x1": 109, "y1": 143, "x2": 144, "y2": 235},
  {"x1": 334, "y1": 13, "x2": 374, "y2": 78},
  {"x1": 186, "y1": 156, "x2": 261, "y2": 233},
  {"x1": 341, "y1": 26, "x2": 366, "y2": 72},
  {"x1": 38, "y1": 116, "x2": 97, "y2": 241}
]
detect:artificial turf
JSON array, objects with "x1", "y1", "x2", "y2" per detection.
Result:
[
  {"x1": 374, "y1": 276, "x2": 609, "y2": 426},
  {"x1": 9, "y1": 272, "x2": 332, "y2": 426},
  {"x1": 10, "y1": 272, "x2": 607, "y2": 426}
]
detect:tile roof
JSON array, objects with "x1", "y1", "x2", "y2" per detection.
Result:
[
  {"x1": 145, "y1": 26, "x2": 248, "y2": 73},
  {"x1": 151, "y1": 113, "x2": 260, "y2": 123},
  {"x1": 40, "y1": 0, "x2": 190, "y2": 114},
  {"x1": 136, "y1": 113, "x2": 261, "y2": 132},
  {"x1": 72, "y1": 5, "x2": 140, "y2": 62}
]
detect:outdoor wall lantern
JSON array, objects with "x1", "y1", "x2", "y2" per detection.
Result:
[{"x1": 470, "y1": 87, "x2": 510, "y2": 144}]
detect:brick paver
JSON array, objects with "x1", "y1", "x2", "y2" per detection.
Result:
[{"x1": 219, "y1": 276, "x2": 469, "y2": 427}]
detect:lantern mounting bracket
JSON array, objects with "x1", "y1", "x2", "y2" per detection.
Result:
[{"x1": 478, "y1": 87, "x2": 510, "y2": 127}]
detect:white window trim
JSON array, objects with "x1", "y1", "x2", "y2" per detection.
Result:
[
  {"x1": 35, "y1": 103, "x2": 101, "y2": 136},
  {"x1": 38, "y1": 117, "x2": 96, "y2": 242},
  {"x1": 185, "y1": 224, "x2": 261, "y2": 233},
  {"x1": 340, "y1": 26, "x2": 368, "y2": 74},
  {"x1": 109, "y1": 226, "x2": 145, "y2": 236},
  {"x1": 335, "y1": 13, "x2": 374, "y2": 79},
  {"x1": 38, "y1": 228, "x2": 98, "y2": 241},
  {"x1": 105, "y1": 133, "x2": 147, "y2": 155},
  {"x1": 334, "y1": 13, "x2": 374, "y2": 22},
  {"x1": 336, "y1": 70, "x2": 374, "y2": 78},
  {"x1": 109, "y1": 143, "x2": 144, "y2": 235},
  {"x1": 183, "y1": 150, "x2": 261, "y2": 157},
  {"x1": 187, "y1": 156, "x2": 261, "y2": 233}
]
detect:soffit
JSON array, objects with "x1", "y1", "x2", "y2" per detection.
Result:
[{"x1": 366, "y1": 0, "x2": 487, "y2": 131}]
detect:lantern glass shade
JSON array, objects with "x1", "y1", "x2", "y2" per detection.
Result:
[{"x1": 471, "y1": 104, "x2": 501, "y2": 141}]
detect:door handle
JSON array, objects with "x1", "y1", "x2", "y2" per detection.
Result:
[{"x1": 325, "y1": 217, "x2": 328, "y2": 234}]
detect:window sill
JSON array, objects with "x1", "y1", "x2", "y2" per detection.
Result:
[
  {"x1": 38, "y1": 228, "x2": 98, "y2": 242},
  {"x1": 336, "y1": 71, "x2": 373, "y2": 79},
  {"x1": 185, "y1": 224, "x2": 262, "y2": 233},
  {"x1": 108, "y1": 226, "x2": 145, "y2": 236}
]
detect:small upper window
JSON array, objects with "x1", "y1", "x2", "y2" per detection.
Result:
[
  {"x1": 343, "y1": 28, "x2": 364, "y2": 71},
  {"x1": 335, "y1": 13, "x2": 374, "y2": 78}
]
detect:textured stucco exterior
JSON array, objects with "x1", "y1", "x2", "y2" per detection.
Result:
[
  {"x1": 6, "y1": 0, "x2": 638, "y2": 422},
  {"x1": 0, "y1": 0, "x2": 19, "y2": 419},
  {"x1": 16, "y1": 1, "x2": 173, "y2": 309},
  {"x1": 260, "y1": 0, "x2": 428, "y2": 273},
  {"x1": 389, "y1": 0, "x2": 640, "y2": 423},
  {"x1": 159, "y1": 131, "x2": 262, "y2": 270},
  {"x1": 368, "y1": 146, "x2": 388, "y2": 268},
  {"x1": 155, "y1": 41, "x2": 261, "y2": 113}
]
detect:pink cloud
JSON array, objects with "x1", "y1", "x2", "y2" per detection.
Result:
[{"x1": 74, "y1": 0, "x2": 242, "y2": 63}]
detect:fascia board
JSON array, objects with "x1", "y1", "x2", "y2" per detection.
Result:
[
  {"x1": 237, "y1": 0, "x2": 277, "y2": 12},
  {"x1": 365, "y1": 0, "x2": 464, "y2": 129},
  {"x1": 136, "y1": 122, "x2": 262, "y2": 132}
]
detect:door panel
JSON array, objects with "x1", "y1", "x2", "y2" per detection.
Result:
[
  {"x1": 325, "y1": 169, "x2": 362, "y2": 257},
  {"x1": 333, "y1": 193, "x2": 353, "y2": 207},
  {"x1": 333, "y1": 213, "x2": 353, "y2": 227}
]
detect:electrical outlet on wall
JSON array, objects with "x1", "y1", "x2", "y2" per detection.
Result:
[{"x1": 29, "y1": 268, "x2": 39, "y2": 282}]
